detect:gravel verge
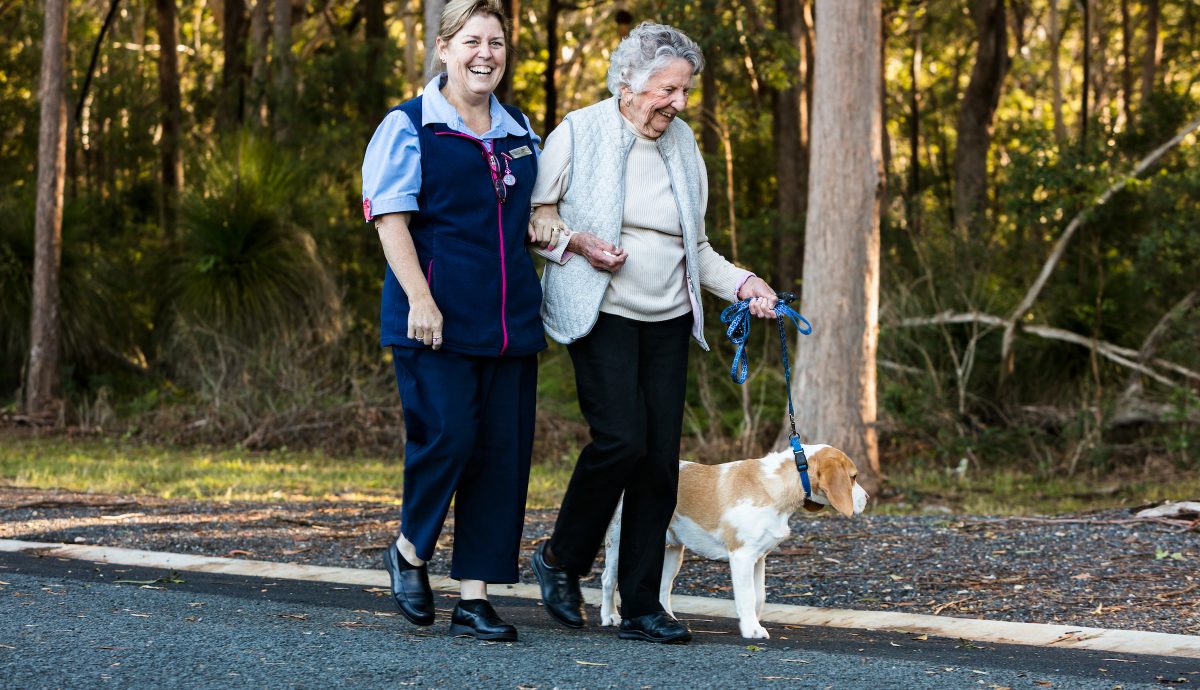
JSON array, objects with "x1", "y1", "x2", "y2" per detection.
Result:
[{"x1": 2, "y1": 485, "x2": 1197, "y2": 636}]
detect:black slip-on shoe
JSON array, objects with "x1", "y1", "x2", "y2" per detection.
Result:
[
  {"x1": 449, "y1": 599, "x2": 518, "y2": 641},
  {"x1": 382, "y1": 541, "x2": 435, "y2": 626},
  {"x1": 530, "y1": 542, "x2": 586, "y2": 629},
  {"x1": 617, "y1": 611, "x2": 692, "y2": 644}
]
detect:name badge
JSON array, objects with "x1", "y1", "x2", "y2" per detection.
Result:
[{"x1": 508, "y1": 145, "x2": 533, "y2": 159}]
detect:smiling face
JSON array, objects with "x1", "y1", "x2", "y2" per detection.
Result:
[
  {"x1": 619, "y1": 58, "x2": 695, "y2": 139},
  {"x1": 437, "y1": 13, "x2": 507, "y2": 105}
]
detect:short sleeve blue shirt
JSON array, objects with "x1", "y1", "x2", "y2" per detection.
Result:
[{"x1": 361, "y1": 73, "x2": 541, "y2": 221}]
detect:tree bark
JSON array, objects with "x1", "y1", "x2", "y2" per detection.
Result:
[
  {"x1": 497, "y1": 0, "x2": 519, "y2": 103},
  {"x1": 219, "y1": 0, "x2": 248, "y2": 129},
  {"x1": 1081, "y1": 0, "x2": 1090, "y2": 146},
  {"x1": 364, "y1": 0, "x2": 387, "y2": 118},
  {"x1": 1120, "y1": 0, "x2": 1134, "y2": 125},
  {"x1": 248, "y1": 0, "x2": 271, "y2": 128},
  {"x1": 402, "y1": 1, "x2": 420, "y2": 98},
  {"x1": 27, "y1": 0, "x2": 68, "y2": 417},
  {"x1": 544, "y1": 0, "x2": 559, "y2": 134},
  {"x1": 75, "y1": 0, "x2": 121, "y2": 125},
  {"x1": 907, "y1": 0, "x2": 921, "y2": 235},
  {"x1": 773, "y1": 0, "x2": 812, "y2": 292},
  {"x1": 1140, "y1": 0, "x2": 1160, "y2": 104},
  {"x1": 952, "y1": 0, "x2": 1009, "y2": 236},
  {"x1": 1048, "y1": 0, "x2": 1067, "y2": 143},
  {"x1": 787, "y1": 0, "x2": 883, "y2": 495},
  {"x1": 156, "y1": 0, "x2": 183, "y2": 240},
  {"x1": 272, "y1": 0, "x2": 293, "y2": 140},
  {"x1": 424, "y1": 0, "x2": 447, "y2": 80}
]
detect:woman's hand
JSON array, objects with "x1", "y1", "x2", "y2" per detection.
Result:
[
  {"x1": 408, "y1": 294, "x2": 445, "y2": 350},
  {"x1": 737, "y1": 276, "x2": 778, "y2": 318},
  {"x1": 568, "y1": 232, "x2": 627, "y2": 273},
  {"x1": 528, "y1": 206, "x2": 570, "y2": 251}
]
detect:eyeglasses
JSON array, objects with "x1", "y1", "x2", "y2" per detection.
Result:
[{"x1": 482, "y1": 148, "x2": 513, "y2": 204}]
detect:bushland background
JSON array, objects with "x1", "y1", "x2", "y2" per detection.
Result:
[{"x1": 3, "y1": 0, "x2": 1198, "y2": 509}]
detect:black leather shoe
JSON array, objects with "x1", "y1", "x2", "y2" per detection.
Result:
[
  {"x1": 617, "y1": 611, "x2": 692, "y2": 644},
  {"x1": 382, "y1": 541, "x2": 434, "y2": 626},
  {"x1": 449, "y1": 599, "x2": 518, "y2": 641},
  {"x1": 530, "y1": 542, "x2": 586, "y2": 628}
]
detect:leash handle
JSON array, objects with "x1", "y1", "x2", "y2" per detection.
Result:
[{"x1": 718, "y1": 294, "x2": 811, "y2": 386}]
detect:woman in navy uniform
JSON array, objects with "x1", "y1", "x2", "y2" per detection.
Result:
[{"x1": 360, "y1": 0, "x2": 543, "y2": 641}]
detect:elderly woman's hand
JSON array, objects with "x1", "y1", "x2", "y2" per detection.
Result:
[
  {"x1": 737, "y1": 276, "x2": 778, "y2": 318},
  {"x1": 568, "y1": 232, "x2": 627, "y2": 273},
  {"x1": 528, "y1": 206, "x2": 570, "y2": 251}
]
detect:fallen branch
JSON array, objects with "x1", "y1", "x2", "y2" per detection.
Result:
[
  {"x1": 1000, "y1": 115, "x2": 1200, "y2": 372},
  {"x1": 894, "y1": 311, "x2": 1196, "y2": 389},
  {"x1": 1124, "y1": 288, "x2": 1200, "y2": 397}
]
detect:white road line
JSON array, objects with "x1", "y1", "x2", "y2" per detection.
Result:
[{"x1": 3, "y1": 538, "x2": 1196, "y2": 658}]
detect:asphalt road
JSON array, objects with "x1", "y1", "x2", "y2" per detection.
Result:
[{"x1": 0, "y1": 551, "x2": 1194, "y2": 689}]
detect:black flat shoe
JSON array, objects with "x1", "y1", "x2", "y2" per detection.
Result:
[
  {"x1": 382, "y1": 541, "x2": 434, "y2": 626},
  {"x1": 449, "y1": 599, "x2": 518, "y2": 641},
  {"x1": 530, "y1": 542, "x2": 586, "y2": 629},
  {"x1": 617, "y1": 611, "x2": 692, "y2": 644}
]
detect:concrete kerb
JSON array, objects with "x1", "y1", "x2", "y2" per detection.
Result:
[{"x1": 2, "y1": 538, "x2": 1196, "y2": 659}]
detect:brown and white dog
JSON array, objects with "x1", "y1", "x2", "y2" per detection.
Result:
[{"x1": 600, "y1": 444, "x2": 868, "y2": 639}]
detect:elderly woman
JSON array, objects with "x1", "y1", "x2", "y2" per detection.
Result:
[
  {"x1": 527, "y1": 22, "x2": 778, "y2": 644},
  {"x1": 361, "y1": 0, "x2": 542, "y2": 641}
]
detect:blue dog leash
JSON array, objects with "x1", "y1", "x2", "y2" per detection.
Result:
[{"x1": 719, "y1": 291, "x2": 814, "y2": 495}]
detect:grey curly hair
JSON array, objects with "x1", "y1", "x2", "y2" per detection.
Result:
[{"x1": 606, "y1": 22, "x2": 705, "y2": 97}]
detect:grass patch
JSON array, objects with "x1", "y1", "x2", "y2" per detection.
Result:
[
  {"x1": 879, "y1": 461, "x2": 1200, "y2": 515},
  {"x1": 0, "y1": 432, "x2": 573, "y2": 509},
  {"x1": 3, "y1": 431, "x2": 1196, "y2": 515}
]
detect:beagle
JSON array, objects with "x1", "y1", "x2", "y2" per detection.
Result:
[{"x1": 600, "y1": 444, "x2": 869, "y2": 639}]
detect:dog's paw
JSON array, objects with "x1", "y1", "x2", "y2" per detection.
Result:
[
  {"x1": 739, "y1": 623, "x2": 770, "y2": 639},
  {"x1": 599, "y1": 610, "x2": 621, "y2": 627}
]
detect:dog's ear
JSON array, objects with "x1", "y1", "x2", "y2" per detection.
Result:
[
  {"x1": 802, "y1": 498, "x2": 825, "y2": 512},
  {"x1": 812, "y1": 448, "x2": 857, "y2": 517}
]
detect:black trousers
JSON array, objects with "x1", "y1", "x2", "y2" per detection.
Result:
[{"x1": 548, "y1": 312, "x2": 692, "y2": 617}]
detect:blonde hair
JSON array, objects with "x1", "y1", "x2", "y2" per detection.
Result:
[{"x1": 438, "y1": 0, "x2": 511, "y2": 49}]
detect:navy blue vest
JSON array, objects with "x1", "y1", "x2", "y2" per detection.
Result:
[{"x1": 380, "y1": 97, "x2": 545, "y2": 358}]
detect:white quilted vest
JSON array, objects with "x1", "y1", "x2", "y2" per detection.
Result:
[{"x1": 540, "y1": 97, "x2": 710, "y2": 350}]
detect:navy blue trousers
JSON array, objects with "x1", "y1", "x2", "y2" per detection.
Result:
[
  {"x1": 548, "y1": 313, "x2": 692, "y2": 617},
  {"x1": 392, "y1": 347, "x2": 537, "y2": 583}
]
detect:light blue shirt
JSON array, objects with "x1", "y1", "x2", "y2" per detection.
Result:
[{"x1": 361, "y1": 73, "x2": 541, "y2": 221}]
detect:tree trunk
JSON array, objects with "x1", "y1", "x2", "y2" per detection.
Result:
[
  {"x1": 27, "y1": 0, "x2": 68, "y2": 418},
  {"x1": 1080, "y1": 0, "x2": 1091, "y2": 146},
  {"x1": 907, "y1": 0, "x2": 921, "y2": 235},
  {"x1": 1120, "y1": 0, "x2": 1133, "y2": 125},
  {"x1": 773, "y1": 0, "x2": 812, "y2": 292},
  {"x1": 497, "y1": 0, "x2": 519, "y2": 103},
  {"x1": 272, "y1": 0, "x2": 293, "y2": 140},
  {"x1": 75, "y1": 0, "x2": 121, "y2": 125},
  {"x1": 952, "y1": 0, "x2": 1008, "y2": 236},
  {"x1": 1049, "y1": 0, "x2": 1067, "y2": 143},
  {"x1": 701, "y1": 60, "x2": 720, "y2": 229},
  {"x1": 544, "y1": 0, "x2": 559, "y2": 133},
  {"x1": 248, "y1": 0, "x2": 270, "y2": 128},
  {"x1": 156, "y1": 0, "x2": 183, "y2": 240},
  {"x1": 424, "y1": 0, "x2": 447, "y2": 80},
  {"x1": 402, "y1": 1, "x2": 420, "y2": 98},
  {"x1": 1140, "y1": 0, "x2": 1160, "y2": 104},
  {"x1": 1088, "y1": 0, "x2": 1109, "y2": 114},
  {"x1": 364, "y1": 0, "x2": 386, "y2": 118},
  {"x1": 219, "y1": 0, "x2": 248, "y2": 129},
  {"x1": 788, "y1": 0, "x2": 883, "y2": 495}
]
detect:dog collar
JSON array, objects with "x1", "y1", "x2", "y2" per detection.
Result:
[{"x1": 790, "y1": 435, "x2": 812, "y2": 497}]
